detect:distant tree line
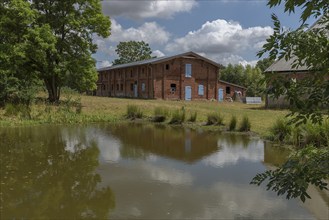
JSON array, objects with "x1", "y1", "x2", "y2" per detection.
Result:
[{"x1": 220, "y1": 58, "x2": 274, "y2": 97}]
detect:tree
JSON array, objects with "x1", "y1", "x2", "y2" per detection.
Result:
[
  {"x1": 1, "y1": 0, "x2": 111, "y2": 103},
  {"x1": 113, "y1": 41, "x2": 153, "y2": 65},
  {"x1": 251, "y1": 0, "x2": 329, "y2": 202},
  {"x1": 255, "y1": 58, "x2": 275, "y2": 73}
]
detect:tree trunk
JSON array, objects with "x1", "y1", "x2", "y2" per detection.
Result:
[{"x1": 44, "y1": 77, "x2": 60, "y2": 103}]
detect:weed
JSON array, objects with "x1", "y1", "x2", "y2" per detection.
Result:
[
  {"x1": 269, "y1": 118, "x2": 291, "y2": 142},
  {"x1": 207, "y1": 112, "x2": 223, "y2": 125},
  {"x1": 153, "y1": 107, "x2": 169, "y2": 122},
  {"x1": 126, "y1": 105, "x2": 143, "y2": 119},
  {"x1": 228, "y1": 115, "x2": 237, "y2": 131},
  {"x1": 239, "y1": 115, "x2": 251, "y2": 132},
  {"x1": 188, "y1": 111, "x2": 197, "y2": 122},
  {"x1": 169, "y1": 107, "x2": 185, "y2": 124}
]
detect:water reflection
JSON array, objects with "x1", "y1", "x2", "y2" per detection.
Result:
[
  {"x1": 104, "y1": 123, "x2": 220, "y2": 163},
  {"x1": 1, "y1": 123, "x2": 326, "y2": 219},
  {"x1": 0, "y1": 126, "x2": 115, "y2": 219}
]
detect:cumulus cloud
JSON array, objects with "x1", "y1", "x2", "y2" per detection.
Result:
[
  {"x1": 101, "y1": 0, "x2": 198, "y2": 19},
  {"x1": 165, "y1": 19, "x2": 273, "y2": 65},
  {"x1": 152, "y1": 50, "x2": 165, "y2": 58},
  {"x1": 109, "y1": 19, "x2": 170, "y2": 45}
]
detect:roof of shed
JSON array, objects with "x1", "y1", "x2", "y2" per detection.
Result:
[
  {"x1": 265, "y1": 16, "x2": 328, "y2": 73},
  {"x1": 218, "y1": 80, "x2": 246, "y2": 89},
  {"x1": 97, "y1": 51, "x2": 222, "y2": 71}
]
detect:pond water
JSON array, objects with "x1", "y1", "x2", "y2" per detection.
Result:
[{"x1": 1, "y1": 123, "x2": 328, "y2": 219}]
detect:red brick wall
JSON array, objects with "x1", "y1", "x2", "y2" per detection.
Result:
[{"x1": 97, "y1": 56, "x2": 220, "y2": 100}]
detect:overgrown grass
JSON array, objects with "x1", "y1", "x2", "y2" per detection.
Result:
[
  {"x1": 188, "y1": 111, "x2": 198, "y2": 122},
  {"x1": 0, "y1": 95, "x2": 289, "y2": 136},
  {"x1": 228, "y1": 115, "x2": 237, "y2": 131},
  {"x1": 267, "y1": 118, "x2": 329, "y2": 148},
  {"x1": 206, "y1": 112, "x2": 224, "y2": 125},
  {"x1": 169, "y1": 107, "x2": 185, "y2": 124},
  {"x1": 268, "y1": 118, "x2": 292, "y2": 142},
  {"x1": 239, "y1": 115, "x2": 251, "y2": 132},
  {"x1": 126, "y1": 105, "x2": 143, "y2": 119},
  {"x1": 153, "y1": 107, "x2": 170, "y2": 122}
]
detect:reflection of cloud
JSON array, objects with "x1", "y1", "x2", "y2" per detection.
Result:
[
  {"x1": 96, "y1": 135, "x2": 121, "y2": 163},
  {"x1": 202, "y1": 139, "x2": 264, "y2": 167},
  {"x1": 142, "y1": 164, "x2": 193, "y2": 185}
]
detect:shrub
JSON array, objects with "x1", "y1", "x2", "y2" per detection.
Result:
[
  {"x1": 206, "y1": 112, "x2": 223, "y2": 125},
  {"x1": 4, "y1": 103, "x2": 31, "y2": 119},
  {"x1": 169, "y1": 108, "x2": 185, "y2": 124},
  {"x1": 188, "y1": 111, "x2": 197, "y2": 122},
  {"x1": 126, "y1": 105, "x2": 143, "y2": 119},
  {"x1": 269, "y1": 118, "x2": 292, "y2": 142},
  {"x1": 153, "y1": 107, "x2": 169, "y2": 122},
  {"x1": 239, "y1": 115, "x2": 251, "y2": 132},
  {"x1": 228, "y1": 115, "x2": 237, "y2": 131},
  {"x1": 300, "y1": 121, "x2": 329, "y2": 148}
]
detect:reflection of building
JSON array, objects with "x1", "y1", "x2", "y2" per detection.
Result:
[
  {"x1": 262, "y1": 141, "x2": 291, "y2": 166},
  {"x1": 107, "y1": 124, "x2": 220, "y2": 163}
]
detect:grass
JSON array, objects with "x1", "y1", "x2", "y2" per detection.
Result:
[{"x1": 0, "y1": 95, "x2": 289, "y2": 136}]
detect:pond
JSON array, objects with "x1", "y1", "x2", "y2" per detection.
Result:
[{"x1": 1, "y1": 123, "x2": 328, "y2": 219}]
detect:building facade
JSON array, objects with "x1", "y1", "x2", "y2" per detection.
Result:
[{"x1": 96, "y1": 52, "x2": 245, "y2": 101}]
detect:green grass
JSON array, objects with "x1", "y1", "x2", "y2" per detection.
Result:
[{"x1": 0, "y1": 95, "x2": 289, "y2": 136}]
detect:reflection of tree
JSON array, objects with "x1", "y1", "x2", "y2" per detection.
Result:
[{"x1": 0, "y1": 126, "x2": 115, "y2": 219}]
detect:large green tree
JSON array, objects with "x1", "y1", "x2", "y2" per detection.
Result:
[
  {"x1": 113, "y1": 41, "x2": 153, "y2": 65},
  {"x1": 0, "y1": 0, "x2": 111, "y2": 103},
  {"x1": 251, "y1": 0, "x2": 329, "y2": 202}
]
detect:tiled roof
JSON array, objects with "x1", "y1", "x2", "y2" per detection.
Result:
[{"x1": 97, "y1": 51, "x2": 221, "y2": 71}]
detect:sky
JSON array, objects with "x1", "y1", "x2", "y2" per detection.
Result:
[{"x1": 94, "y1": 0, "x2": 317, "y2": 68}]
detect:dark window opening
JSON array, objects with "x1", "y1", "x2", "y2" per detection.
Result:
[
  {"x1": 130, "y1": 83, "x2": 134, "y2": 91},
  {"x1": 120, "y1": 84, "x2": 123, "y2": 91},
  {"x1": 226, "y1": 86, "x2": 231, "y2": 94},
  {"x1": 111, "y1": 84, "x2": 114, "y2": 91},
  {"x1": 166, "y1": 64, "x2": 170, "y2": 70},
  {"x1": 170, "y1": 83, "x2": 177, "y2": 92},
  {"x1": 116, "y1": 84, "x2": 119, "y2": 90}
]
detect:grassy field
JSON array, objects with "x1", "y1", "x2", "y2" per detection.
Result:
[{"x1": 0, "y1": 95, "x2": 289, "y2": 136}]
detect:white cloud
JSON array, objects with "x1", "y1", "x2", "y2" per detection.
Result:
[
  {"x1": 152, "y1": 50, "x2": 165, "y2": 58},
  {"x1": 109, "y1": 19, "x2": 170, "y2": 45},
  {"x1": 98, "y1": 60, "x2": 111, "y2": 68},
  {"x1": 101, "y1": 0, "x2": 198, "y2": 19},
  {"x1": 165, "y1": 19, "x2": 273, "y2": 65}
]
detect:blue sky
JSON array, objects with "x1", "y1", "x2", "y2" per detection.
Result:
[{"x1": 94, "y1": 0, "x2": 317, "y2": 68}]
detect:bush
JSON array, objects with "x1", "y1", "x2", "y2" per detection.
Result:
[
  {"x1": 228, "y1": 115, "x2": 237, "y2": 131},
  {"x1": 126, "y1": 105, "x2": 143, "y2": 119},
  {"x1": 4, "y1": 103, "x2": 31, "y2": 119},
  {"x1": 300, "y1": 121, "x2": 329, "y2": 148},
  {"x1": 239, "y1": 115, "x2": 251, "y2": 132},
  {"x1": 206, "y1": 112, "x2": 223, "y2": 125},
  {"x1": 188, "y1": 111, "x2": 197, "y2": 122},
  {"x1": 269, "y1": 118, "x2": 292, "y2": 142},
  {"x1": 153, "y1": 107, "x2": 169, "y2": 122},
  {"x1": 169, "y1": 107, "x2": 185, "y2": 124}
]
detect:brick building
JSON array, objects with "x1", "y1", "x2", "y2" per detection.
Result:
[{"x1": 96, "y1": 51, "x2": 245, "y2": 101}]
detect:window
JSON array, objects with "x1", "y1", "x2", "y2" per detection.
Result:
[
  {"x1": 120, "y1": 84, "x2": 123, "y2": 91},
  {"x1": 130, "y1": 83, "x2": 134, "y2": 91},
  {"x1": 116, "y1": 84, "x2": 119, "y2": 90},
  {"x1": 185, "y1": 64, "x2": 192, "y2": 77},
  {"x1": 226, "y1": 86, "x2": 231, "y2": 95},
  {"x1": 111, "y1": 84, "x2": 114, "y2": 91},
  {"x1": 170, "y1": 84, "x2": 177, "y2": 92},
  {"x1": 198, "y1": 85, "x2": 204, "y2": 96},
  {"x1": 166, "y1": 64, "x2": 170, "y2": 70},
  {"x1": 130, "y1": 70, "x2": 133, "y2": 78},
  {"x1": 142, "y1": 83, "x2": 145, "y2": 92}
]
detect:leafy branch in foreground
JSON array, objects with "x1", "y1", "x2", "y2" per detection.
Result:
[{"x1": 251, "y1": 146, "x2": 329, "y2": 202}]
